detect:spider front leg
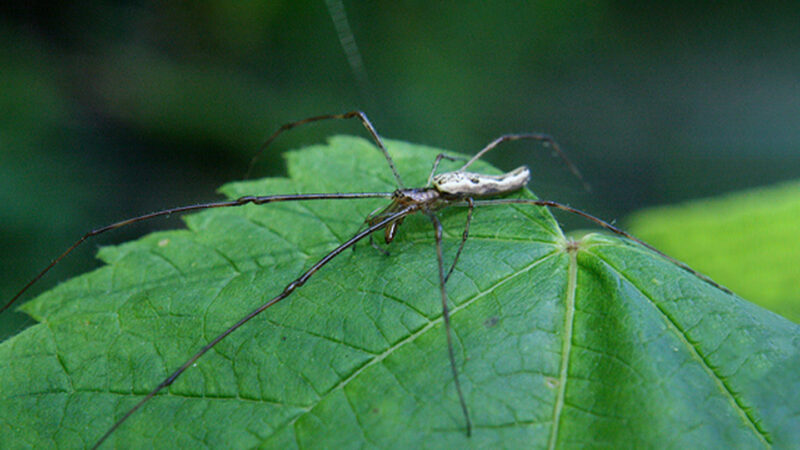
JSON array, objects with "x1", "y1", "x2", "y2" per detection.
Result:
[{"x1": 429, "y1": 212, "x2": 472, "y2": 436}]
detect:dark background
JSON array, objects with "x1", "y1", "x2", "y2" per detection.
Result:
[{"x1": 2, "y1": 1, "x2": 799, "y2": 339}]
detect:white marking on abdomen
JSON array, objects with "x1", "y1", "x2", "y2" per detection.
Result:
[{"x1": 433, "y1": 166, "x2": 531, "y2": 197}]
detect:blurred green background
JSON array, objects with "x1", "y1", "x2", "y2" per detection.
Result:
[{"x1": 2, "y1": 2, "x2": 799, "y2": 338}]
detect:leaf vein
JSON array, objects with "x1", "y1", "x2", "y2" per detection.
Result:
[
  {"x1": 589, "y1": 250, "x2": 772, "y2": 447},
  {"x1": 286, "y1": 249, "x2": 562, "y2": 432}
]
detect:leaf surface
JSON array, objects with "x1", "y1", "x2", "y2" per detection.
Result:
[{"x1": 1, "y1": 136, "x2": 797, "y2": 449}]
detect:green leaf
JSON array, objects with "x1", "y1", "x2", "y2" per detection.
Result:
[
  {"x1": 626, "y1": 181, "x2": 800, "y2": 323},
  {"x1": 1, "y1": 136, "x2": 797, "y2": 448}
]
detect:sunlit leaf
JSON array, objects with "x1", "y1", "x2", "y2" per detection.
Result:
[{"x1": 627, "y1": 181, "x2": 800, "y2": 323}]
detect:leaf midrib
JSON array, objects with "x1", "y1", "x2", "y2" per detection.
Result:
[{"x1": 548, "y1": 245, "x2": 578, "y2": 449}]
